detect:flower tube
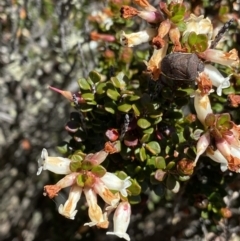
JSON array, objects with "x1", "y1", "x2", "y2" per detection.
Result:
[
  {"x1": 203, "y1": 64, "x2": 231, "y2": 96},
  {"x1": 93, "y1": 177, "x2": 120, "y2": 208},
  {"x1": 58, "y1": 185, "x2": 82, "y2": 220},
  {"x1": 120, "y1": 5, "x2": 164, "y2": 23},
  {"x1": 100, "y1": 172, "x2": 131, "y2": 197},
  {"x1": 37, "y1": 148, "x2": 71, "y2": 175},
  {"x1": 84, "y1": 188, "x2": 109, "y2": 228},
  {"x1": 198, "y1": 48, "x2": 239, "y2": 68},
  {"x1": 84, "y1": 150, "x2": 108, "y2": 165},
  {"x1": 107, "y1": 201, "x2": 131, "y2": 241},
  {"x1": 206, "y1": 148, "x2": 228, "y2": 172},
  {"x1": 144, "y1": 40, "x2": 168, "y2": 80},
  {"x1": 44, "y1": 172, "x2": 79, "y2": 198},
  {"x1": 120, "y1": 27, "x2": 157, "y2": 47}
]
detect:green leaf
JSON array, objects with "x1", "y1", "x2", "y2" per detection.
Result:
[
  {"x1": 188, "y1": 32, "x2": 198, "y2": 46},
  {"x1": 126, "y1": 94, "x2": 141, "y2": 101},
  {"x1": 82, "y1": 93, "x2": 95, "y2": 101},
  {"x1": 167, "y1": 110, "x2": 182, "y2": 119},
  {"x1": 127, "y1": 179, "x2": 141, "y2": 196},
  {"x1": 79, "y1": 103, "x2": 93, "y2": 112},
  {"x1": 183, "y1": 126, "x2": 191, "y2": 141},
  {"x1": 96, "y1": 82, "x2": 106, "y2": 95},
  {"x1": 89, "y1": 70, "x2": 102, "y2": 83},
  {"x1": 76, "y1": 174, "x2": 85, "y2": 187},
  {"x1": 155, "y1": 156, "x2": 166, "y2": 169},
  {"x1": 128, "y1": 195, "x2": 141, "y2": 204},
  {"x1": 139, "y1": 146, "x2": 147, "y2": 161},
  {"x1": 116, "y1": 72, "x2": 127, "y2": 89},
  {"x1": 56, "y1": 141, "x2": 69, "y2": 155},
  {"x1": 166, "y1": 161, "x2": 176, "y2": 170},
  {"x1": 117, "y1": 103, "x2": 132, "y2": 113},
  {"x1": 140, "y1": 133, "x2": 151, "y2": 143},
  {"x1": 145, "y1": 141, "x2": 161, "y2": 155},
  {"x1": 78, "y1": 78, "x2": 91, "y2": 90},
  {"x1": 132, "y1": 103, "x2": 141, "y2": 116},
  {"x1": 137, "y1": 118, "x2": 151, "y2": 129},
  {"x1": 104, "y1": 101, "x2": 117, "y2": 114},
  {"x1": 205, "y1": 113, "x2": 216, "y2": 127},
  {"x1": 153, "y1": 184, "x2": 165, "y2": 196},
  {"x1": 178, "y1": 175, "x2": 191, "y2": 181},
  {"x1": 107, "y1": 88, "x2": 121, "y2": 101},
  {"x1": 70, "y1": 154, "x2": 83, "y2": 162},
  {"x1": 171, "y1": 133, "x2": 179, "y2": 144},
  {"x1": 81, "y1": 161, "x2": 93, "y2": 170},
  {"x1": 91, "y1": 165, "x2": 106, "y2": 177},
  {"x1": 69, "y1": 161, "x2": 82, "y2": 172},
  {"x1": 143, "y1": 127, "x2": 154, "y2": 134},
  {"x1": 201, "y1": 210, "x2": 209, "y2": 219},
  {"x1": 166, "y1": 175, "x2": 180, "y2": 193},
  {"x1": 216, "y1": 113, "x2": 231, "y2": 127},
  {"x1": 111, "y1": 76, "x2": 122, "y2": 89}
]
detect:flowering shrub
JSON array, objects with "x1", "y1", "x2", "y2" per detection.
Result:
[{"x1": 38, "y1": 0, "x2": 240, "y2": 240}]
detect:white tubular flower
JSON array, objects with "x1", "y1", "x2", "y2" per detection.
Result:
[
  {"x1": 100, "y1": 172, "x2": 131, "y2": 197},
  {"x1": 84, "y1": 188, "x2": 109, "y2": 229},
  {"x1": 203, "y1": 64, "x2": 231, "y2": 96},
  {"x1": 206, "y1": 148, "x2": 228, "y2": 172},
  {"x1": 37, "y1": 148, "x2": 71, "y2": 175},
  {"x1": 93, "y1": 177, "x2": 120, "y2": 208},
  {"x1": 193, "y1": 131, "x2": 211, "y2": 166},
  {"x1": 183, "y1": 14, "x2": 213, "y2": 40},
  {"x1": 107, "y1": 202, "x2": 131, "y2": 241},
  {"x1": 194, "y1": 90, "x2": 213, "y2": 126},
  {"x1": 58, "y1": 185, "x2": 82, "y2": 220},
  {"x1": 120, "y1": 27, "x2": 157, "y2": 47},
  {"x1": 198, "y1": 48, "x2": 239, "y2": 68}
]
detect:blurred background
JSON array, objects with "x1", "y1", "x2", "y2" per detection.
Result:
[{"x1": 1, "y1": 0, "x2": 240, "y2": 241}]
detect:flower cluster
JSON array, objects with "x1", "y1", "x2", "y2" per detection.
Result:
[
  {"x1": 38, "y1": 0, "x2": 240, "y2": 239},
  {"x1": 119, "y1": 0, "x2": 240, "y2": 172},
  {"x1": 37, "y1": 146, "x2": 132, "y2": 241}
]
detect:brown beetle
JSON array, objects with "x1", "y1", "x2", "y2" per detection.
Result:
[{"x1": 161, "y1": 52, "x2": 205, "y2": 82}]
